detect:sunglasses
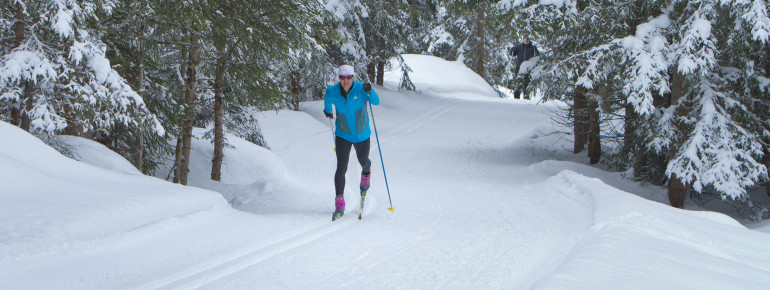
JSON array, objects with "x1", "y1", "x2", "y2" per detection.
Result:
[{"x1": 339, "y1": 75, "x2": 354, "y2": 80}]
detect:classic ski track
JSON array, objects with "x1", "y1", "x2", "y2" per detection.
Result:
[
  {"x1": 367, "y1": 98, "x2": 588, "y2": 288},
  {"x1": 133, "y1": 197, "x2": 378, "y2": 290},
  {"x1": 387, "y1": 99, "x2": 455, "y2": 140},
  {"x1": 273, "y1": 126, "x2": 375, "y2": 213},
  {"x1": 142, "y1": 92, "x2": 584, "y2": 288},
  {"x1": 184, "y1": 96, "x2": 584, "y2": 288}
]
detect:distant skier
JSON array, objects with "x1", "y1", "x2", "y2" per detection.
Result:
[
  {"x1": 324, "y1": 64, "x2": 380, "y2": 220},
  {"x1": 509, "y1": 36, "x2": 540, "y2": 99}
]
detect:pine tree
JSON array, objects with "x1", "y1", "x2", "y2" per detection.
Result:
[
  {"x1": 203, "y1": 1, "x2": 323, "y2": 181},
  {"x1": 650, "y1": 1, "x2": 769, "y2": 205},
  {"x1": 99, "y1": 0, "x2": 170, "y2": 174},
  {"x1": 428, "y1": 0, "x2": 513, "y2": 89},
  {"x1": 359, "y1": 0, "x2": 435, "y2": 85},
  {"x1": 501, "y1": 0, "x2": 770, "y2": 208},
  {"x1": 0, "y1": 0, "x2": 160, "y2": 141},
  {"x1": 320, "y1": 0, "x2": 433, "y2": 87}
]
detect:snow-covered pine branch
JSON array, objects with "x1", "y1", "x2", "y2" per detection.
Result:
[
  {"x1": 0, "y1": 0, "x2": 160, "y2": 135},
  {"x1": 666, "y1": 73, "x2": 767, "y2": 198},
  {"x1": 619, "y1": 14, "x2": 671, "y2": 116}
]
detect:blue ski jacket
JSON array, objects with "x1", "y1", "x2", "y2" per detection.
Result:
[{"x1": 324, "y1": 81, "x2": 380, "y2": 143}]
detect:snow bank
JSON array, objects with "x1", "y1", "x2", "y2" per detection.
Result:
[
  {"x1": 58, "y1": 135, "x2": 142, "y2": 175},
  {"x1": 148, "y1": 127, "x2": 288, "y2": 208},
  {"x1": 0, "y1": 121, "x2": 229, "y2": 266},
  {"x1": 257, "y1": 109, "x2": 332, "y2": 152},
  {"x1": 383, "y1": 54, "x2": 500, "y2": 99},
  {"x1": 185, "y1": 127, "x2": 285, "y2": 186},
  {"x1": 533, "y1": 170, "x2": 770, "y2": 289}
]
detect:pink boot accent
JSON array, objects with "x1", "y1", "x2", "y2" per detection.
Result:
[
  {"x1": 335, "y1": 197, "x2": 345, "y2": 212},
  {"x1": 360, "y1": 173, "x2": 371, "y2": 191}
]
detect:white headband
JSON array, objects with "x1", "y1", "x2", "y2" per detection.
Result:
[{"x1": 338, "y1": 65, "x2": 355, "y2": 76}]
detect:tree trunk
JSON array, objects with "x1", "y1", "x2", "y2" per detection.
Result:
[
  {"x1": 474, "y1": 8, "x2": 486, "y2": 79},
  {"x1": 135, "y1": 130, "x2": 144, "y2": 173},
  {"x1": 588, "y1": 85, "x2": 610, "y2": 164},
  {"x1": 627, "y1": 100, "x2": 649, "y2": 180},
  {"x1": 376, "y1": 61, "x2": 385, "y2": 86},
  {"x1": 211, "y1": 83, "x2": 224, "y2": 181},
  {"x1": 211, "y1": 45, "x2": 227, "y2": 182},
  {"x1": 290, "y1": 71, "x2": 301, "y2": 111},
  {"x1": 587, "y1": 96, "x2": 601, "y2": 164},
  {"x1": 573, "y1": 88, "x2": 588, "y2": 153},
  {"x1": 19, "y1": 83, "x2": 34, "y2": 132},
  {"x1": 134, "y1": 23, "x2": 146, "y2": 173},
  {"x1": 668, "y1": 174, "x2": 687, "y2": 208},
  {"x1": 178, "y1": 32, "x2": 199, "y2": 186},
  {"x1": 11, "y1": 96, "x2": 21, "y2": 126},
  {"x1": 667, "y1": 70, "x2": 688, "y2": 208},
  {"x1": 174, "y1": 38, "x2": 189, "y2": 184},
  {"x1": 11, "y1": 2, "x2": 25, "y2": 127},
  {"x1": 624, "y1": 102, "x2": 636, "y2": 154},
  {"x1": 13, "y1": 1, "x2": 24, "y2": 48},
  {"x1": 367, "y1": 61, "x2": 376, "y2": 84},
  {"x1": 173, "y1": 138, "x2": 183, "y2": 184}
]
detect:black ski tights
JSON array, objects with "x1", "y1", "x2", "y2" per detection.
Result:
[{"x1": 335, "y1": 137, "x2": 371, "y2": 197}]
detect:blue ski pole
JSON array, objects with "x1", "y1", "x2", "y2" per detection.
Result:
[
  {"x1": 368, "y1": 101, "x2": 395, "y2": 212},
  {"x1": 329, "y1": 117, "x2": 336, "y2": 152}
]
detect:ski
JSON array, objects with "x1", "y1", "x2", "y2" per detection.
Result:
[
  {"x1": 332, "y1": 197, "x2": 345, "y2": 221},
  {"x1": 358, "y1": 191, "x2": 366, "y2": 220},
  {"x1": 332, "y1": 210, "x2": 344, "y2": 221}
]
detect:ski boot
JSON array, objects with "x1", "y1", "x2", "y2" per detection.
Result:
[
  {"x1": 360, "y1": 172, "x2": 371, "y2": 192},
  {"x1": 332, "y1": 197, "x2": 345, "y2": 221},
  {"x1": 358, "y1": 173, "x2": 370, "y2": 220}
]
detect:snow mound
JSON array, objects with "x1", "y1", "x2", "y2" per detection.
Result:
[
  {"x1": 534, "y1": 170, "x2": 770, "y2": 289},
  {"x1": 58, "y1": 135, "x2": 142, "y2": 175},
  {"x1": 185, "y1": 128, "x2": 286, "y2": 186},
  {"x1": 0, "y1": 121, "x2": 229, "y2": 265},
  {"x1": 383, "y1": 54, "x2": 500, "y2": 99},
  {"x1": 258, "y1": 109, "x2": 332, "y2": 151},
  {"x1": 149, "y1": 127, "x2": 289, "y2": 208}
]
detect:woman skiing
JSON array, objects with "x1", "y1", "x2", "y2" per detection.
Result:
[{"x1": 324, "y1": 64, "x2": 380, "y2": 221}]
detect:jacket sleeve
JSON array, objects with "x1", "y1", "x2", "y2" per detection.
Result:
[
  {"x1": 510, "y1": 45, "x2": 519, "y2": 57},
  {"x1": 323, "y1": 85, "x2": 334, "y2": 114},
  {"x1": 367, "y1": 86, "x2": 380, "y2": 105}
]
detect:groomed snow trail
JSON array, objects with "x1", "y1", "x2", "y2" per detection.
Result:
[
  {"x1": 0, "y1": 87, "x2": 594, "y2": 289},
  {"x1": 197, "y1": 89, "x2": 593, "y2": 289}
]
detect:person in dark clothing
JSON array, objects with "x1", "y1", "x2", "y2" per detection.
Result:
[{"x1": 509, "y1": 37, "x2": 540, "y2": 99}]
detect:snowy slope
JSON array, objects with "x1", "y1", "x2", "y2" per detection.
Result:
[
  {"x1": 532, "y1": 171, "x2": 770, "y2": 289},
  {"x1": 2, "y1": 54, "x2": 770, "y2": 289},
  {"x1": 384, "y1": 54, "x2": 501, "y2": 99},
  {"x1": 0, "y1": 122, "x2": 231, "y2": 285},
  {"x1": 151, "y1": 127, "x2": 290, "y2": 208},
  {"x1": 58, "y1": 135, "x2": 143, "y2": 175}
]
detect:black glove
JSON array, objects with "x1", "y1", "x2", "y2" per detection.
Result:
[
  {"x1": 363, "y1": 82, "x2": 372, "y2": 93},
  {"x1": 324, "y1": 110, "x2": 333, "y2": 119}
]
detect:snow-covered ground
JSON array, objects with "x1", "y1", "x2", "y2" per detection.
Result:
[{"x1": 2, "y1": 54, "x2": 770, "y2": 289}]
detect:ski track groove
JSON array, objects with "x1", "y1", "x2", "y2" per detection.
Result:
[
  {"x1": 386, "y1": 99, "x2": 454, "y2": 140},
  {"x1": 366, "y1": 96, "x2": 588, "y2": 288},
  {"x1": 234, "y1": 95, "x2": 586, "y2": 288},
  {"x1": 47, "y1": 92, "x2": 586, "y2": 289},
  {"x1": 132, "y1": 197, "x2": 378, "y2": 290}
]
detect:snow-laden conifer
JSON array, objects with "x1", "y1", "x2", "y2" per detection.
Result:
[
  {"x1": 0, "y1": 0, "x2": 160, "y2": 135},
  {"x1": 500, "y1": 0, "x2": 769, "y2": 204}
]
